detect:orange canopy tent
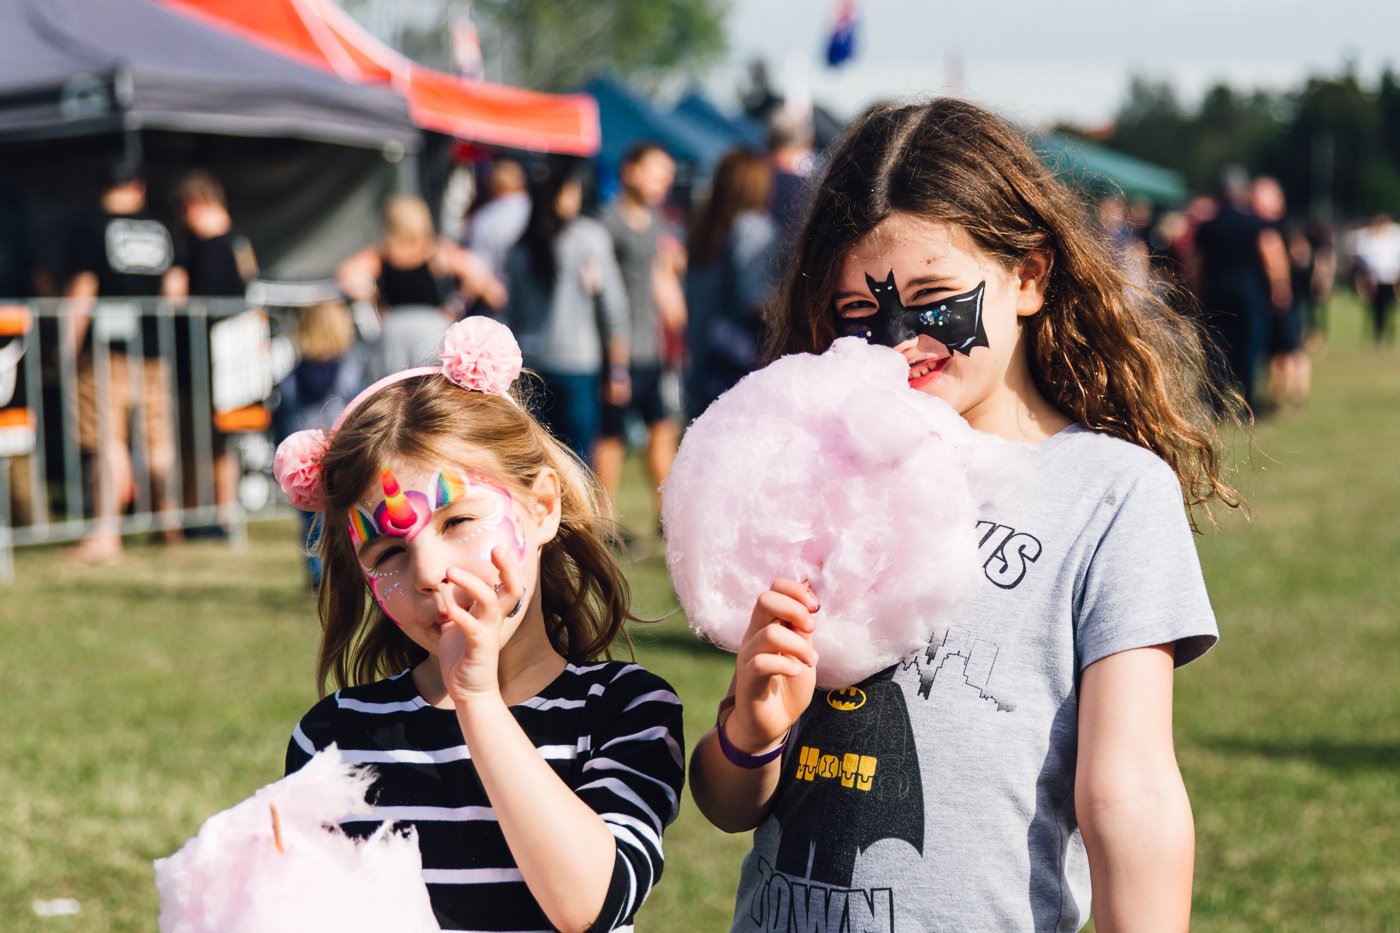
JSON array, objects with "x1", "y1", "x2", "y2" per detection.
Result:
[{"x1": 161, "y1": 0, "x2": 600, "y2": 155}]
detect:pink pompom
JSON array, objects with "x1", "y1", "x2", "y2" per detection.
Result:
[
  {"x1": 274, "y1": 430, "x2": 329, "y2": 512},
  {"x1": 439, "y1": 316, "x2": 522, "y2": 395}
]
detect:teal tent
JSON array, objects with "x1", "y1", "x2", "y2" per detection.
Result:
[{"x1": 1032, "y1": 132, "x2": 1186, "y2": 206}]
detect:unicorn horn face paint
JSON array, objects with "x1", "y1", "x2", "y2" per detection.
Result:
[
  {"x1": 349, "y1": 464, "x2": 530, "y2": 634},
  {"x1": 375, "y1": 466, "x2": 432, "y2": 539}
]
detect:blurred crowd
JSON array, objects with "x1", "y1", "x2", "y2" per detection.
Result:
[
  {"x1": 0, "y1": 113, "x2": 814, "y2": 570},
  {"x1": 5, "y1": 109, "x2": 1399, "y2": 571},
  {"x1": 1095, "y1": 170, "x2": 1397, "y2": 419}
]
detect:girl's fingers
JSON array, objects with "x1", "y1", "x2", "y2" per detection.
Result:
[
  {"x1": 769, "y1": 578, "x2": 821, "y2": 614},
  {"x1": 747, "y1": 652, "x2": 808, "y2": 680},
  {"x1": 444, "y1": 565, "x2": 498, "y2": 620},
  {"x1": 740, "y1": 620, "x2": 818, "y2": 668},
  {"x1": 752, "y1": 590, "x2": 816, "y2": 635},
  {"x1": 490, "y1": 546, "x2": 525, "y2": 606}
]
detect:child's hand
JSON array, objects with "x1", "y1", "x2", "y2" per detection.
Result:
[
  {"x1": 726, "y1": 579, "x2": 820, "y2": 753},
  {"x1": 438, "y1": 547, "x2": 526, "y2": 704}
]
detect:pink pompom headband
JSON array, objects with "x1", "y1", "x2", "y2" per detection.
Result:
[{"x1": 272, "y1": 316, "x2": 524, "y2": 512}]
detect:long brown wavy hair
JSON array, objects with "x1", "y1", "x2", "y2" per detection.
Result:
[
  {"x1": 688, "y1": 148, "x2": 774, "y2": 268},
  {"x1": 312, "y1": 374, "x2": 632, "y2": 695},
  {"x1": 768, "y1": 98, "x2": 1245, "y2": 520}
]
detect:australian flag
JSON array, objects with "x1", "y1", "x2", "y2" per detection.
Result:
[{"x1": 825, "y1": 0, "x2": 858, "y2": 67}]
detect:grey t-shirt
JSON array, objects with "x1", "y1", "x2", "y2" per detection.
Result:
[
  {"x1": 730, "y1": 424, "x2": 1218, "y2": 933},
  {"x1": 504, "y1": 216, "x2": 629, "y2": 375},
  {"x1": 600, "y1": 203, "x2": 664, "y2": 366}
]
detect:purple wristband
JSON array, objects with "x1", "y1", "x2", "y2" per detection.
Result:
[{"x1": 715, "y1": 713, "x2": 787, "y2": 769}]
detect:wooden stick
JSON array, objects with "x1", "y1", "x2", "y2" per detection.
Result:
[{"x1": 269, "y1": 803, "x2": 285, "y2": 854}]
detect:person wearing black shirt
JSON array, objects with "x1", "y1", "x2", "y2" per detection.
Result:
[
  {"x1": 61, "y1": 166, "x2": 186, "y2": 565},
  {"x1": 1192, "y1": 167, "x2": 1290, "y2": 415},
  {"x1": 172, "y1": 170, "x2": 257, "y2": 536}
]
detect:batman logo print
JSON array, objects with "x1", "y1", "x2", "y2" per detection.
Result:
[
  {"x1": 826, "y1": 687, "x2": 867, "y2": 711},
  {"x1": 840, "y1": 270, "x2": 990, "y2": 355}
]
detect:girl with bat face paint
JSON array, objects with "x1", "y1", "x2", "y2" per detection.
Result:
[{"x1": 690, "y1": 100, "x2": 1243, "y2": 932}]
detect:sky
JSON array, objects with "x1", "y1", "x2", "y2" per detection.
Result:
[{"x1": 707, "y1": 0, "x2": 1400, "y2": 129}]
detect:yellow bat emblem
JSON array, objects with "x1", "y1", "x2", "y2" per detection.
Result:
[{"x1": 825, "y1": 687, "x2": 867, "y2": 711}]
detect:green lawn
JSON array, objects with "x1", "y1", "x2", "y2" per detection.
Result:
[{"x1": 2, "y1": 294, "x2": 1396, "y2": 931}]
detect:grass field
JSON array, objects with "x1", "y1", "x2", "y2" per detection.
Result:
[{"x1": 2, "y1": 294, "x2": 1397, "y2": 931}]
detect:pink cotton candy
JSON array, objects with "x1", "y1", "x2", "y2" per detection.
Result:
[
  {"x1": 154, "y1": 746, "x2": 439, "y2": 933},
  {"x1": 662, "y1": 337, "x2": 1022, "y2": 688}
]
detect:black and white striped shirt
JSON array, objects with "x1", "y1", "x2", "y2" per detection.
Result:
[{"x1": 286, "y1": 660, "x2": 685, "y2": 933}]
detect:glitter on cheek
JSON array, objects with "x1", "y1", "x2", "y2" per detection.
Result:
[{"x1": 364, "y1": 564, "x2": 409, "y2": 627}]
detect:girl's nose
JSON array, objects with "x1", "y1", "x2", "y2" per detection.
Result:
[{"x1": 411, "y1": 543, "x2": 451, "y2": 594}]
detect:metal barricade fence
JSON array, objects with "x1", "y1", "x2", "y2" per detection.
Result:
[{"x1": 0, "y1": 297, "x2": 296, "y2": 582}]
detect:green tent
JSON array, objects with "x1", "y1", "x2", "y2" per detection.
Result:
[{"x1": 1032, "y1": 132, "x2": 1186, "y2": 206}]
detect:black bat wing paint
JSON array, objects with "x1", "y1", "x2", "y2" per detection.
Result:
[
  {"x1": 908, "y1": 280, "x2": 989, "y2": 355},
  {"x1": 841, "y1": 271, "x2": 989, "y2": 356},
  {"x1": 771, "y1": 665, "x2": 924, "y2": 887}
]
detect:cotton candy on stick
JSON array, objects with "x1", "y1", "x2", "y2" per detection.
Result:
[
  {"x1": 154, "y1": 745, "x2": 440, "y2": 933},
  {"x1": 662, "y1": 337, "x2": 1020, "y2": 688}
]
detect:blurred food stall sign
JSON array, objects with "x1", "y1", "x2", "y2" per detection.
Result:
[
  {"x1": 210, "y1": 309, "x2": 272, "y2": 433},
  {"x1": 0, "y1": 306, "x2": 35, "y2": 457}
]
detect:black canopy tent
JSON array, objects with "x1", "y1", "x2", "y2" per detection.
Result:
[{"x1": 0, "y1": 0, "x2": 421, "y2": 280}]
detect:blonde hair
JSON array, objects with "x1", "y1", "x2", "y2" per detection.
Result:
[
  {"x1": 382, "y1": 194, "x2": 436, "y2": 256},
  {"x1": 769, "y1": 99, "x2": 1245, "y2": 522},
  {"x1": 313, "y1": 374, "x2": 631, "y2": 694},
  {"x1": 295, "y1": 300, "x2": 355, "y2": 362}
]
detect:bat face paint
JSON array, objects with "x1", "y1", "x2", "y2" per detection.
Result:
[
  {"x1": 351, "y1": 466, "x2": 529, "y2": 628},
  {"x1": 838, "y1": 271, "x2": 990, "y2": 355}
]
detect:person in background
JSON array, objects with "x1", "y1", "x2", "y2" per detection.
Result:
[
  {"x1": 683, "y1": 148, "x2": 780, "y2": 421},
  {"x1": 1302, "y1": 221, "x2": 1337, "y2": 347},
  {"x1": 766, "y1": 109, "x2": 815, "y2": 254},
  {"x1": 464, "y1": 159, "x2": 532, "y2": 286},
  {"x1": 1351, "y1": 214, "x2": 1400, "y2": 345},
  {"x1": 171, "y1": 169, "x2": 258, "y2": 537},
  {"x1": 61, "y1": 163, "x2": 187, "y2": 565},
  {"x1": 1098, "y1": 194, "x2": 1151, "y2": 288},
  {"x1": 338, "y1": 194, "x2": 505, "y2": 381},
  {"x1": 596, "y1": 142, "x2": 685, "y2": 540},
  {"x1": 1250, "y1": 176, "x2": 1311, "y2": 412},
  {"x1": 273, "y1": 300, "x2": 363, "y2": 588},
  {"x1": 504, "y1": 158, "x2": 630, "y2": 463},
  {"x1": 1191, "y1": 166, "x2": 1290, "y2": 416}
]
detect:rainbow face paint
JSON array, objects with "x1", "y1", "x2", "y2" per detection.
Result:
[{"x1": 351, "y1": 466, "x2": 529, "y2": 628}]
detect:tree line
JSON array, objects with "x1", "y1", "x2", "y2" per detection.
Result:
[{"x1": 1093, "y1": 66, "x2": 1400, "y2": 221}]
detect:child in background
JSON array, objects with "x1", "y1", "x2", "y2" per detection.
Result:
[
  {"x1": 274, "y1": 300, "x2": 364, "y2": 588},
  {"x1": 689, "y1": 99, "x2": 1240, "y2": 931},
  {"x1": 275, "y1": 317, "x2": 683, "y2": 933}
]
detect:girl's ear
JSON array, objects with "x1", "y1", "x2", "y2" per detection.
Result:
[
  {"x1": 1015, "y1": 248, "x2": 1053, "y2": 317},
  {"x1": 528, "y1": 467, "x2": 563, "y2": 544}
]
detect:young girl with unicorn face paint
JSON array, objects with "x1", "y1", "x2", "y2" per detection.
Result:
[
  {"x1": 689, "y1": 99, "x2": 1243, "y2": 931},
  {"x1": 275, "y1": 318, "x2": 683, "y2": 933}
]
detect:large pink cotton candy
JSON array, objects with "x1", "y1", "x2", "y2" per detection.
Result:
[
  {"x1": 662, "y1": 337, "x2": 1021, "y2": 688},
  {"x1": 154, "y1": 746, "x2": 439, "y2": 933}
]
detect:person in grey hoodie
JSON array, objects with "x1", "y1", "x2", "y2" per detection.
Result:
[{"x1": 505, "y1": 159, "x2": 629, "y2": 461}]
